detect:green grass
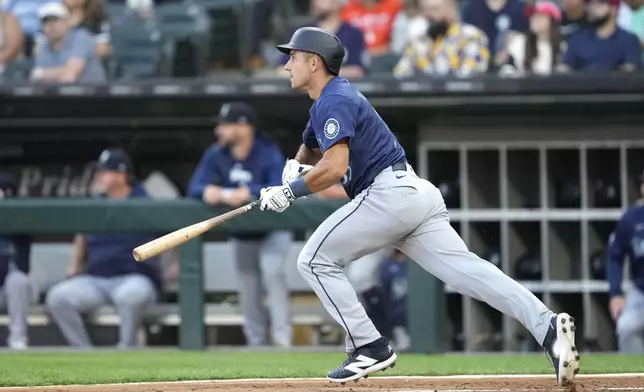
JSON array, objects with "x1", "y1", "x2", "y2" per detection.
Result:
[{"x1": 0, "y1": 351, "x2": 642, "y2": 387}]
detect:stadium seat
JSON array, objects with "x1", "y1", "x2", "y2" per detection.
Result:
[
  {"x1": 368, "y1": 53, "x2": 402, "y2": 75},
  {"x1": 109, "y1": 16, "x2": 168, "y2": 79},
  {"x1": 155, "y1": 2, "x2": 212, "y2": 76},
  {"x1": 186, "y1": 0, "x2": 242, "y2": 69},
  {"x1": 1, "y1": 59, "x2": 34, "y2": 82},
  {"x1": 105, "y1": 2, "x2": 127, "y2": 23}
]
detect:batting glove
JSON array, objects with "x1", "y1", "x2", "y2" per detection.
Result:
[
  {"x1": 260, "y1": 185, "x2": 296, "y2": 213},
  {"x1": 282, "y1": 159, "x2": 314, "y2": 185}
]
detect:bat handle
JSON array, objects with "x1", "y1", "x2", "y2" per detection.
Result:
[{"x1": 246, "y1": 199, "x2": 261, "y2": 211}]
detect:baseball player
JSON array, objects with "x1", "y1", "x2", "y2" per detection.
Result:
[
  {"x1": 0, "y1": 174, "x2": 32, "y2": 350},
  {"x1": 606, "y1": 170, "x2": 644, "y2": 354},
  {"x1": 187, "y1": 102, "x2": 293, "y2": 348},
  {"x1": 46, "y1": 149, "x2": 161, "y2": 348},
  {"x1": 258, "y1": 27, "x2": 579, "y2": 385}
]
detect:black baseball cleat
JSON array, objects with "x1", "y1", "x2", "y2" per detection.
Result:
[
  {"x1": 542, "y1": 313, "x2": 581, "y2": 386},
  {"x1": 327, "y1": 337, "x2": 397, "y2": 384}
]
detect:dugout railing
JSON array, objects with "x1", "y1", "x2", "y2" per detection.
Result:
[{"x1": 0, "y1": 198, "x2": 446, "y2": 352}]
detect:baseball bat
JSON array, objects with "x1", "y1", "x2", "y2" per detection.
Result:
[{"x1": 133, "y1": 200, "x2": 261, "y2": 262}]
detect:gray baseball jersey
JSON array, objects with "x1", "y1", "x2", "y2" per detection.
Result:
[{"x1": 297, "y1": 76, "x2": 556, "y2": 352}]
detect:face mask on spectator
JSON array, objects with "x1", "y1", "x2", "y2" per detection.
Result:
[
  {"x1": 587, "y1": 11, "x2": 610, "y2": 27},
  {"x1": 427, "y1": 20, "x2": 450, "y2": 39}
]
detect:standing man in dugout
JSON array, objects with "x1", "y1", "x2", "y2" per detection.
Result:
[
  {"x1": 0, "y1": 174, "x2": 32, "y2": 350},
  {"x1": 187, "y1": 102, "x2": 293, "y2": 348},
  {"x1": 606, "y1": 169, "x2": 644, "y2": 354},
  {"x1": 46, "y1": 149, "x2": 162, "y2": 348}
]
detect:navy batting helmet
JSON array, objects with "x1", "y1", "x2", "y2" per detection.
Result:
[{"x1": 277, "y1": 27, "x2": 345, "y2": 76}]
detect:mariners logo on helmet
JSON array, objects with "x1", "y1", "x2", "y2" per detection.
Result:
[{"x1": 324, "y1": 118, "x2": 340, "y2": 139}]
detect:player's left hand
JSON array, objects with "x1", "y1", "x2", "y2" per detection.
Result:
[
  {"x1": 282, "y1": 159, "x2": 314, "y2": 184},
  {"x1": 260, "y1": 185, "x2": 296, "y2": 213}
]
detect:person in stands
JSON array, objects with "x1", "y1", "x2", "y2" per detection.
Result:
[
  {"x1": 279, "y1": 0, "x2": 366, "y2": 78},
  {"x1": 498, "y1": 1, "x2": 564, "y2": 75},
  {"x1": 559, "y1": 0, "x2": 642, "y2": 72}
]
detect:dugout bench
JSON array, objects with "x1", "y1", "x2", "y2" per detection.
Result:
[
  {"x1": 0, "y1": 303, "x2": 330, "y2": 347},
  {"x1": 0, "y1": 239, "x2": 335, "y2": 347},
  {"x1": 0, "y1": 198, "x2": 445, "y2": 352}
]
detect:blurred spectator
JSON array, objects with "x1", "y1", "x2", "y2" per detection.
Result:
[
  {"x1": 187, "y1": 102, "x2": 293, "y2": 348},
  {"x1": 46, "y1": 149, "x2": 161, "y2": 348},
  {"x1": 390, "y1": 0, "x2": 429, "y2": 54},
  {"x1": 122, "y1": 0, "x2": 154, "y2": 20},
  {"x1": 63, "y1": 0, "x2": 110, "y2": 59},
  {"x1": 559, "y1": 0, "x2": 642, "y2": 72},
  {"x1": 30, "y1": 2, "x2": 107, "y2": 83},
  {"x1": 0, "y1": 8, "x2": 24, "y2": 75},
  {"x1": 341, "y1": 0, "x2": 403, "y2": 57},
  {"x1": 249, "y1": 0, "x2": 274, "y2": 70},
  {"x1": 393, "y1": 0, "x2": 490, "y2": 78},
  {"x1": 379, "y1": 248, "x2": 409, "y2": 351},
  {"x1": 462, "y1": 0, "x2": 529, "y2": 61},
  {"x1": 0, "y1": 174, "x2": 32, "y2": 350},
  {"x1": 618, "y1": 0, "x2": 634, "y2": 31},
  {"x1": 2, "y1": 0, "x2": 54, "y2": 57},
  {"x1": 561, "y1": 0, "x2": 588, "y2": 39},
  {"x1": 623, "y1": 0, "x2": 644, "y2": 57},
  {"x1": 498, "y1": 1, "x2": 563, "y2": 75},
  {"x1": 278, "y1": 0, "x2": 366, "y2": 78}
]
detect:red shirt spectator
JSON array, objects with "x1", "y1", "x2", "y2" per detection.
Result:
[{"x1": 341, "y1": 0, "x2": 403, "y2": 55}]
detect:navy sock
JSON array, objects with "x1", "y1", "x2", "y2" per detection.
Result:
[{"x1": 365, "y1": 336, "x2": 387, "y2": 349}]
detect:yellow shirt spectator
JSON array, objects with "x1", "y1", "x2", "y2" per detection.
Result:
[{"x1": 393, "y1": 23, "x2": 490, "y2": 77}]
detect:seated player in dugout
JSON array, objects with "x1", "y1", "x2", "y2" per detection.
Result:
[
  {"x1": 606, "y1": 168, "x2": 644, "y2": 354},
  {"x1": 378, "y1": 248, "x2": 410, "y2": 351},
  {"x1": 187, "y1": 102, "x2": 294, "y2": 348},
  {"x1": 46, "y1": 149, "x2": 162, "y2": 348},
  {"x1": 0, "y1": 174, "x2": 32, "y2": 350}
]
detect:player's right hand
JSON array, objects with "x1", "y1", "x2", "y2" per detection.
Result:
[
  {"x1": 260, "y1": 185, "x2": 295, "y2": 213},
  {"x1": 282, "y1": 159, "x2": 313, "y2": 185},
  {"x1": 609, "y1": 295, "x2": 626, "y2": 321}
]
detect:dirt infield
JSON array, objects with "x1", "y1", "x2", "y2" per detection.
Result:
[{"x1": 4, "y1": 375, "x2": 644, "y2": 392}]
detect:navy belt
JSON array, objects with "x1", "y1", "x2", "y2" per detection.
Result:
[{"x1": 392, "y1": 162, "x2": 407, "y2": 172}]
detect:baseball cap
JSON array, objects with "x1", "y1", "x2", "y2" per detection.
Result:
[
  {"x1": 528, "y1": 1, "x2": 562, "y2": 23},
  {"x1": 38, "y1": 2, "x2": 69, "y2": 20},
  {"x1": 213, "y1": 102, "x2": 258, "y2": 127},
  {"x1": 0, "y1": 173, "x2": 17, "y2": 198},
  {"x1": 94, "y1": 148, "x2": 135, "y2": 175}
]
